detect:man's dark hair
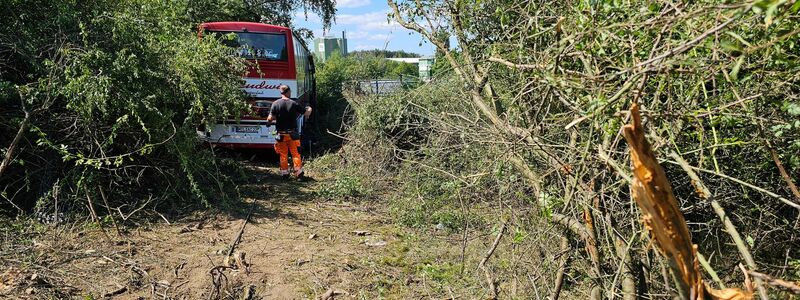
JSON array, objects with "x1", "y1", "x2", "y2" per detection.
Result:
[{"x1": 279, "y1": 84, "x2": 291, "y2": 96}]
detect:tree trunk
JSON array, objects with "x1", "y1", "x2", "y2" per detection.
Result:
[{"x1": 0, "y1": 111, "x2": 31, "y2": 181}]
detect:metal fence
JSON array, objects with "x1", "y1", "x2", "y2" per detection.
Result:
[{"x1": 346, "y1": 75, "x2": 420, "y2": 96}]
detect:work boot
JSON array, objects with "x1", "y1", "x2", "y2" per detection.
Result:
[{"x1": 296, "y1": 171, "x2": 305, "y2": 181}]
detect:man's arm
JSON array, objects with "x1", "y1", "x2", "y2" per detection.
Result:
[
  {"x1": 267, "y1": 102, "x2": 277, "y2": 122},
  {"x1": 304, "y1": 106, "x2": 312, "y2": 118}
]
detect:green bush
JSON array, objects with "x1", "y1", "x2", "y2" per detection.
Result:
[
  {"x1": 0, "y1": 0, "x2": 334, "y2": 217},
  {"x1": 315, "y1": 173, "x2": 370, "y2": 199}
]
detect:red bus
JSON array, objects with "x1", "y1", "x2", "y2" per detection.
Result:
[{"x1": 197, "y1": 22, "x2": 315, "y2": 149}]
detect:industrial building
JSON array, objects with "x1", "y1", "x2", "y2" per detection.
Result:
[
  {"x1": 386, "y1": 56, "x2": 435, "y2": 81},
  {"x1": 313, "y1": 31, "x2": 348, "y2": 62}
]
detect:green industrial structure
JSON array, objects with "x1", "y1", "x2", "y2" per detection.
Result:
[
  {"x1": 313, "y1": 31, "x2": 347, "y2": 63},
  {"x1": 418, "y1": 57, "x2": 434, "y2": 82},
  {"x1": 386, "y1": 57, "x2": 436, "y2": 82}
]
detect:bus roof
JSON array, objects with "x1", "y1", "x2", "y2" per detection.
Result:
[{"x1": 200, "y1": 22, "x2": 290, "y2": 33}]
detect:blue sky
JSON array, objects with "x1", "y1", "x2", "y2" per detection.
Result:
[{"x1": 293, "y1": 0, "x2": 436, "y2": 56}]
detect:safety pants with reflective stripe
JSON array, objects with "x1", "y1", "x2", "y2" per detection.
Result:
[{"x1": 274, "y1": 133, "x2": 303, "y2": 176}]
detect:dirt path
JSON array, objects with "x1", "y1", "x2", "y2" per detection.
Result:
[{"x1": 3, "y1": 161, "x2": 401, "y2": 299}]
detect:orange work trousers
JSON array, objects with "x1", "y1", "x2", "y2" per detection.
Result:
[{"x1": 274, "y1": 133, "x2": 302, "y2": 176}]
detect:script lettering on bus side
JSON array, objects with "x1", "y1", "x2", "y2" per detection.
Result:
[{"x1": 243, "y1": 81, "x2": 282, "y2": 89}]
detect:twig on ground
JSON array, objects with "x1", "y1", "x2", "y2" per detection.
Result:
[
  {"x1": 765, "y1": 142, "x2": 800, "y2": 202},
  {"x1": 155, "y1": 210, "x2": 171, "y2": 225},
  {"x1": 227, "y1": 207, "x2": 254, "y2": 258},
  {"x1": 98, "y1": 187, "x2": 123, "y2": 237},
  {"x1": 318, "y1": 288, "x2": 346, "y2": 300},
  {"x1": 550, "y1": 235, "x2": 570, "y2": 300},
  {"x1": 478, "y1": 222, "x2": 506, "y2": 300},
  {"x1": 458, "y1": 192, "x2": 469, "y2": 275},
  {"x1": 102, "y1": 285, "x2": 128, "y2": 298},
  {"x1": 207, "y1": 265, "x2": 233, "y2": 300},
  {"x1": 84, "y1": 186, "x2": 111, "y2": 243}
]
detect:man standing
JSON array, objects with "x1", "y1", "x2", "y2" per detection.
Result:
[{"x1": 267, "y1": 85, "x2": 312, "y2": 179}]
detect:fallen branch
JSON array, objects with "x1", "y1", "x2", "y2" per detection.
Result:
[
  {"x1": 697, "y1": 252, "x2": 726, "y2": 289},
  {"x1": 227, "y1": 209, "x2": 253, "y2": 258},
  {"x1": 551, "y1": 213, "x2": 589, "y2": 241},
  {"x1": 207, "y1": 205, "x2": 254, "y2": 300},
  {"x1": 479, "y1": 222, "x2": 506, "y2": 300},
  {"x1": 207, "y1": 265, "x2": 233, "y2": 300},
  {"x1": 550, "y1": 236, "x2": 570, "y2": 300},
  {"x1": 765, "y1": 143, "x2": 800, "y2": 202},
  {"x1": 318, "y1": 288, "x2": 347, "y2": 300},
  {"x1": 597, "y1": 146, "x2": 632, "y2": 184},
  {"x1": 102, "y1": 285, "x2": 128, "y2": 298},
  {"x1": 747, "y1": 271, "x2": 800, "y2": 295},
  {"x1": 0, "y1": 110, "x2": 30, "y2": 213},
  {"x1": 551, "y1": 211, "x2": 602, "y2": 299}
]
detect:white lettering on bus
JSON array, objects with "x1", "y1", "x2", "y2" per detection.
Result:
[{"x1": 243, "y1": 81, "x2": 281, "y2": 89}]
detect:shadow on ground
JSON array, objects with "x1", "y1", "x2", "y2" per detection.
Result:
[
  {"x1": 0, "y1": 147, "x2": 406, "y2": 300},
  {"x1": 186, "y1": 148, "x2": 320, "y2": 223}
]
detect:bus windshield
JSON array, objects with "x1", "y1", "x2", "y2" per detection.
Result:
[{"x1": 208, "y1": 31, "x2": 288, "y2": 61}]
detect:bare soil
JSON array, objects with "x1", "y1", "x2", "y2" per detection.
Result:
[{"x1": 1, "y1": 161, "x2": 404, "y2": 299}]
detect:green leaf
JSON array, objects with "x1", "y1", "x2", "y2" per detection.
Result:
[
  {"x1": 792, "y1": 0, "x2": 800, "y2": 13},
  {"x1": 725, "y1": 32, "x2": 753, "y2": 48},
  {"x1": 765, "y1": 1, "x2": 782, "y2": 27},
  {"x1": 512, "y1": 228, "x2": 527, "y2": 244},
  {"x1": 730, "y1": 56, "x2": 745, "y2": 80},
  {"x1": 783, "y1": 102, "x2": 800, "y2": 116},
  {"x1": 720, "y1": 39, "x2": 742, "y2": 53}
]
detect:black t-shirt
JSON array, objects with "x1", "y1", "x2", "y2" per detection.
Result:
[{"x1": 269, "y1": 98, "x2": 304, "y2": 132}]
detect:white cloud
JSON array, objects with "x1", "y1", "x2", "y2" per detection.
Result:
[
  {"x1": 337, "y1": 0, "x2": 371, "y2": 8},
  {"x1": 312, "y1": 12, "x2": 398, "y2": 42},
  {"x1": 336, "y1": 11, "x2": 396, "y2": 30},
  {"x1": 341, "y1": 31, "x2": 388, "y2": 41},
  {"x1": 363, "y1": 20, "x2": 396, "y2": 30},
  {"x1": 343, "y1": 31, "x2": 370, "y2": 39},
  {"x1": 298, "y1": 10, "x2": 397, "y2": 33}
]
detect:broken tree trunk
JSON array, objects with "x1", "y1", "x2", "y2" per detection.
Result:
[{"x1": 621, "y1": 103, "x2": 751, "y2": 300}]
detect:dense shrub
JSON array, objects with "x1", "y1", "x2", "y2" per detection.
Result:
[
  {"x1": 0, "y1": 0, "x2": 334, "y2": 218},
  {"x1": 329, "y1": 0, "x2": 800, "y2": 297}
]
